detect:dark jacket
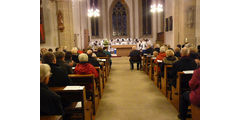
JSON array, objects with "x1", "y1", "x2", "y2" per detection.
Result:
[
  {"x1": 154, "y1": 48, "x2": 160, "y2": 53},
  {"x1": 189, "y1": 53, "x2": 200, "y2": 60},
  {"x1": 88, "y1": 55, "x2": 100, "y2": 67},
  {"x1": 129, "y1": 50, "x2": 141, "y2": 62},
  {"x1": 56, "y1": 60, "x2": 73, "y2": 74},
  {"x1": 40, "y1": 83, "x2": 64, "y2": 115},
  {"x1": 163, "y1": 56, "x2": 178, "y2": 65},
  {"x1": 175, "y1": 52, "x2": 181, "y2": 58},
  {"x1": 145, "y1": 47, "x2": 153, "y2": 55},
  {"x1": 170, "y1": 56, "x2": 197, "y2": 87},
  {"x1": 72, "y1": 54, "x2": 79, "y2": 63},
  {"x1": 48, "y1": 63, "x2": 71, "y2": 87},
  {"x1": 96, "y1": 52, "x2": 107, "y2": 57},
  {"x1": 189, "y1": 68, "x2": 200, "y2": 106}
]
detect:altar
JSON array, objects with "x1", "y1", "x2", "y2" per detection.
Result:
[{"x1": 111, "y1": 45, "x2": 136, "y2": 56}]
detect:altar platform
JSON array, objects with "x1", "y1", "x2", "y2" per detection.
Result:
[{"x1": 111, "y1": 45, "x2": 136, "y2": 56}]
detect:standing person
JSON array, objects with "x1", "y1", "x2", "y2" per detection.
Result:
[
  {"x1": 103, "y1": 47, "x2": 112, "y2": 68},
  {"x1": 129, "y1": 46, "x2": 141, "y2": 70}
]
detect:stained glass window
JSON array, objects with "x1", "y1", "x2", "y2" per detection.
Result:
[{"x1": 112, "y1": 1, "x2": 128, "y2": 37}]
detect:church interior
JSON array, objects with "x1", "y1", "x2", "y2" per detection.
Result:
[{"x1": 40, "y1": 0, "x2": 200, "y2": 120}]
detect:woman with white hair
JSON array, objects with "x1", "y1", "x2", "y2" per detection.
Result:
[
  {"x1": 74, "y1": 53, "x2": 99, "y2": 78},
  {"x1": 40, "y1": 64, "x2": 64, "y2": 115},
  {"x1": 71, "y1": 47, "x2": 80, "y2": 63},
  {"x1": 154, "y1": 46, "x2": 167, "y2": 63},
  {"x1": 163, "y1": 50, "x2": 179, "y2": 65}
]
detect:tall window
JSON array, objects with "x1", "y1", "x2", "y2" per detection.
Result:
[
  {"x1": 112, "y1": 1, "x2": 128, "y2": 37},
  {"x1": 142, "y1": 0, "x2": 152, "y2": 35},
  {"x1": 90, "y1": 0, "x2": 99, "y2": 36}
]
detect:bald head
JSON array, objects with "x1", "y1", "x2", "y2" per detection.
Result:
[
  {"x1": 87, "y1": 50, "x2": 93, "y2": 55},
  {"x1": 181, "y1": 47, "x2": 190, "y2": 57}
]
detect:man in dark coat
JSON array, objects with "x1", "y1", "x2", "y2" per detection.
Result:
[
  {"x1": 40, "y1": 64, "x2": 64, "y2": 115},
  {"x1": 129, "y1": 46, "x2": 141, "y2": 70},
  {"x1": 55, "y1": 51, "x2": 73, "y2": 74},
  {"x1": 42, "y1": 52, "x2": 71, "y2": 87},
  {"x1": 170, "y1": 48, "x2": 197, "y2": 88}
]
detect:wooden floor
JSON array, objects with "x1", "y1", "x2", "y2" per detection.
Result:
[{"x1": 94, "y1": 57, "x2": 180, "y2": 120}]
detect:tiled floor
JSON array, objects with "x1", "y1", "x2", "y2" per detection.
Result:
[{"x1": 95, "y1": 57, "x2": 179, "y2": 120}]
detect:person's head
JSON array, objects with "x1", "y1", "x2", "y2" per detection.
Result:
[
  {"x1": 41, "y1": 48, "x2": 48, "y2": 55},
  {"x1": 180, "y1": 47, "x2": 190, "y2": 57},
  {"x1": 71, "y1": 47, "x2": 78, "y2": 54},
  {"x1": 78, "y1": 53, "x2": 88, "y2": 63},
  {"x1": 92, "y1": 53, "x2": 97, "y2": 58},
  {"x1": 166, "y1": 50, "x2": 175, "y2": 57},
  {"x1": 155, "y1": 44, "x2": 160, "y2": 48},
  {"x1": 42, "y1": 52, "x2": 56, "y2": 64},
  {"x1": 132, "y1": 46, "x2": 137, "y2": 50},
  {"x1": 189, "y1": 47, "x2": 198, "y2": 54},
  {"x1": 48, "y1": 48, "x2": 53, "y2": 52},
  {"x1": 65, "y1": 51, "x2": 72, "y2": 60},
  {"x1": 54, "y1": 51, "x2": 65, "y2": 61},
  {"x1": 177, "y1": 44, "x2": 181, "y2": 49},
  {"x1": 55, "y1": 47, "x2": 59, "y2": 52},
  {"x1": 97, "y1": 47, "x2": 103, "y2": 52},
  {"x1": 87, "y1": 46, "x2": 92, "y2": 50},
  {"x1": 40, "y1": 64, "x2": 51, "y2": 84},
  {"x1": 103, "y1": 47, "x2": 108, "y2": 51},
  {"x1": 87, "y1": 50, "x2": 93, "y2": 57},
  {"x1": 175, "y1": 47, "x2": 181, "y2": 53},
  {"x1": 153, "y1": 51, "x2": 158, "y2": 57},
  {"x1": 160, "y1": 46, "x2": 166, "y2": 53}
]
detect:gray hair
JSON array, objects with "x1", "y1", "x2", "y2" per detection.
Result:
[
  {"x1": 181, "y1": 47, "x2": 190, "y2": 57},
  {"x1": 78, "y1": 53, "x2": 88, "y2": 62},
  {"x1": 40, "y1": 64, "x2": 51, "y2": 83},
  {"x1": 160, "y1": 46, "x2": 166, "y2": 53}
]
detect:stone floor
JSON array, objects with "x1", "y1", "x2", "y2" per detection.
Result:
[{"x1": 95, "y1": 57, "x2": 179, "y2": 120}]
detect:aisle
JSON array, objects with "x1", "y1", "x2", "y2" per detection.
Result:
[{"x1": 95, "y1": 57, "x2": 178, "y2": 120}]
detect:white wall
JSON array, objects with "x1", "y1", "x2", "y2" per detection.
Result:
[{"x1": 40, "y1": 0, "x2": 59, "y2": 49}]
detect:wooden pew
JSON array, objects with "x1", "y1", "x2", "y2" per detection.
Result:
[
  {"x1": 162, "y1": 65, "x2": 173, "y2": 98},
  {"x1": 142, "y1": 54, "x2": 147, "y2": 71},
  {"x1": 41, "y1": 115, "x2": 62, "y2": 120},
  {"x1": 149, "y1": 57, "x2": 156, "y2": 81},
  {"x1": 145, "y1": 55, "x2": 151, "y2": 74},
  {"x1": 49, "y1": 86, "x2": 92, "y2": 120},
  {"x1": 97, "y1": 57, "x2": 108, "y2": 83},
  {"x1": 192, "y1": 105, "x2": 200, "y2": 120},
  {"x1": 95, "y1": 67, "x2": 104, "y2": 98},
  {"x1": 171, "y1": 71, "x2": 194, "y2": 112},
  {"x1": 68, "y1": 74, "x2": 99, "y2": 115}
]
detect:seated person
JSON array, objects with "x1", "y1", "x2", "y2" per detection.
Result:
[
  {"x1": 55, "y1": 51, "x2": 73, "y2": 74},
  {"x1": 71, "y1": 47, "x2": 79, "y2": 63},
  {"x1": 129, "y1": 46, "x2": 141, "y2": 70},
  {"x1": 174, "y1": 47, "x2": 181, "y2": 58},
  {"x1": 96, "y1": 47, "x2": 107, "y2": 57},
  {"x1": 153, "y1": 51, "x2": 158, "y2": 57},
  {"x1": 42, "y1": 52, "x2": 71, "y2": 87},
  {"x1": 48, "y1": 48, "x2": 53, "y2": 53},
  {"x1": 163, "y1": 50, "x2": 178, "y2": 65},
  {"x1": 153, "y1": 44, "x2": 160, "y2": 53},
  {"x1": 145, "y1": 44, "x2": 153, "y2": 55},
  {"x1": 170, "y1": 48, "x2": 197, "y2": 88},
  {"x1": 65, "y1": 51, "x2": 76, "y2": 67},
  {"x1": 103, "y1": 47, "x2": 112, "y2": 67},
  {"x1": 154, "y1": 46, "x2": 166, "y2": 63},
  {"x1": 189, "y1": 47, "x2": 199, "y2": 60},
  {"x1": 74, "y1": 53, "x2": 99, "y2": 78},
  {"x1": 40, "y1": 64, "x2": 64, "y2": 115},
  {"x1": 178, "y1": 68, "x2": 200, "y2": 120},
  {"x1": 87, "y1": 50, "x2": 100, "y2": 67}
]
